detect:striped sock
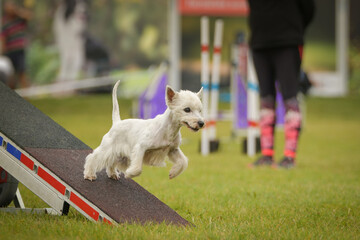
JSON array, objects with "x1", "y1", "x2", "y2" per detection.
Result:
[
  {"x1": 260, "y1": 97, "x2": 276, "y2": 157},
  {"x1": 284, "y1": 97, "x2": 302, "y2": 159}
]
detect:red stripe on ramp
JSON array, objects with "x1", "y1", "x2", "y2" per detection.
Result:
[
  {"x1": 20, "y1": 154, "x2": 34, "y2": 170},
  {"x1": 37, "y1": 167, "x2": 66, "y2": 195},
  {"x1": 70, "y1": 192, "x2": 99, "y2": 221},
  {"x1": 103, "y1": 218, "x2": 112, "y2": 225}
]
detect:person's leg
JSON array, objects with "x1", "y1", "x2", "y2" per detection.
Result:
[
  {"x1": 283, "y1": 97, "x2": 301, "y2": 159},
  {"x1": 19, "y1": 72, "x2": 29, "y2": 88},
  {"x1": 251, "y1": 49, "x2": 276, "y2": 165},
  {"x1": 259, "y1": 96, "x2": 276, "y2": 157},
  {"x1": 17, "y1": 50, "x2": 29, "y2": 88},
  {"x1": 6, "y1": 52, "x2": 18, "y2": 89},
  {"x1": 274, "y1": 47, "x2": 302, "y2": 166},
  {"x1": 6, "y1": 50, "x2": 29, "y2": 89}
]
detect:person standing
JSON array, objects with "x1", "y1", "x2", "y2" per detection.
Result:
[
  {"x1": 53, "y1": 0, "x2": 87, "y2": 83},
  {"x1": 247, "y1": 0, "x2": 315, "y2": 168},
  {"x1": 0, "y1": 1, "x2": 32, "y2": 89}
]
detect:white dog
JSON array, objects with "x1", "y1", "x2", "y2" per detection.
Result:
[{"x1": 83, "y1": 80, "x2": 204, "y2": 181}]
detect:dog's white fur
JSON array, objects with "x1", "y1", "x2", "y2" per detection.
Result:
[{"x1": 83, "y1": 80, "x2": 204, "y2": 180}]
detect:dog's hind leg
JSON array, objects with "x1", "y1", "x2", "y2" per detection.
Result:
[
  {"x1": 84, "y1": 146, "x2": 109, "y2": 181},
  {"x1": 168, "y1": 148, "x2": 188, "y2": 179},
  {"x1": 124, "y1": 146, "x2": 144, "y2": 179},
  {"x1": 83, "y1": 152, "x2": 98, "y2": 181}
]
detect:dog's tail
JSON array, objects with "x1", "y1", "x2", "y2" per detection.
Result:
[{"x1": 112, "y1": 80, "x2": 121, "y2": 124}]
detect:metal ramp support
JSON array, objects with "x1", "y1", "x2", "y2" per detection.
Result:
[
  {"x1": 1, "y1": 187, "x2": 60, "y2": 215},
  {"x1": 0, "y1": 134, "x2": 112, "y2": 223}
]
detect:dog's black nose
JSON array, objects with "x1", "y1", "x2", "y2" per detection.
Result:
[{"x1": 198, "y1": 121, "x2": 204, "y2": 128}]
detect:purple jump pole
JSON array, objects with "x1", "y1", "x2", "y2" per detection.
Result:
[
  {"x1": 148, "y1": 73, "x2": 167, "y2": 119},
  {"x1": 236, "y1": 74, "x2": 248, "y2": 129},
  {"x1": 138, "y1": 88, "x2": 147, "y2": 119},
  {"x1": 139, "y1": 73, "x2": 168, "y2": 119}
]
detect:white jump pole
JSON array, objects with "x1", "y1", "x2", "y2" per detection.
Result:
[
  {"x1": 200, "y1": 16, "x2": 210, "y2": 156},
  {"x1": 208, "y1": 19, "x2": 224, "y2": 141},
  {"x1": 0, "y1": 2, "x2": 2, "y2": 53},
  {"x1": 246, "y1": 52, "x2": 260, "y2": 156},
  {"x1": 336, "y1": 0, "x2": 349, "y2": 96},
  {"x1": 168, "y1": 0, "x2": 181, "y2": 90}
]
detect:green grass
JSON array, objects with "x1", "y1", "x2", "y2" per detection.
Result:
[
  {"x1": 1, "y1": 94, "x2": 360, "y2": 239},
  {"x1": 303, "y1": 41, "x2": 337, "y2": 71}
]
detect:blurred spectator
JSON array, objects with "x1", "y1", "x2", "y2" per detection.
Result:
[
  {"x1": 247, "y1": 0, "x2": 315, "y2": 168},
  {"x1": 84, "y1": 32, "x2": 110, "y2": 77},
  {"x1": 54, "y1": 0, "x2": 86, "y2": 82},
  {"x1": 0, "y1": 1, "x2": 32, "y2": 89},
  {"x1": 0, "y1": 55, "x2": 14, "y2": 85}
]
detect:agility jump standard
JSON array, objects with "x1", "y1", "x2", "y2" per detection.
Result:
[
  {"x1": 0, "y1": 81, "x2": 188, "y2": 225},
  {"x1": 200, "y1": 17, "x2": 224, "y2": 155},
  {"x1": 200, "y1": 16, "x2": 210, "y2": 156}
]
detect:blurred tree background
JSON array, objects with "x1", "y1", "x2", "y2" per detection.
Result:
[
  {"x1": 4, "y1": 0, "x2": 360, "y2": 93},
  {"x1": 9, "y1": 0, "x2": 169, "y2": 85},
  {"x1": 87, "y1": 0, "x2": 168, "y2": 67}
]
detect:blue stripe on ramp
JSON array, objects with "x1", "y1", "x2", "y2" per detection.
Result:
[{"x1": 6, "y1": 142, "x2": 21, "y2": 160}]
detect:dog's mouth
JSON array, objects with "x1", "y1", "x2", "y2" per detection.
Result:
[{"x1": 183, "y1": 122, "x2": 200, "y2": 132}]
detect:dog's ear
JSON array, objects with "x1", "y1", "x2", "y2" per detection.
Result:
[
  {"x1": 197, "y1": 87, "x2": 203, "y2": 100},
  {"x1": 166, "y1": 85, "x2": 177, "y2": 106}
]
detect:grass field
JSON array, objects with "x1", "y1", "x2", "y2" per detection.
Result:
[{"x1": 1, "y1": 94, "x2": 360, "y2": 239}]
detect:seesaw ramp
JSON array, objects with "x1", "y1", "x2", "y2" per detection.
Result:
[{"x1": 0, "y1": 82, "x2": 188, "y2": 225}]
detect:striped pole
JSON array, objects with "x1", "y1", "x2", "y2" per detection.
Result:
[
  {"x1": 246, "y1": 52, "x2": 260, "y2": 156},
  {"x1": 208, "y1": 19, "x2": 224, "y2": 141},
  {"x1": 200, "y1": 16, "x2": 210, "y2": 156}
]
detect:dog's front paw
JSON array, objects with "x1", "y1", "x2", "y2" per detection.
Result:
[
  {"x1": 169, "y1": 172, "x2": 176, "y2": 179},
  {"x1": 169, "y1": 165, "x2": 183, "y2": 179},
  {"x1": 124, "y1": 168, "x2": 142, "y2": 179},
  {"x1": 124, "y1": 172, "x2": 139, "y2": 179},
  {"x1": 84, "y1": 174, "x2": 97, "y2": 181},
  {"x1": 108, "y1": 172, "x2": 121, "y2": 180},
  {"x1": 124, "y1": 172, "x2": 137, "y2": 179}
]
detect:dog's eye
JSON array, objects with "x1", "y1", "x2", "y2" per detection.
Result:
[{"x1": 184, "y1": 107, "x2": 191, "y2": 113}]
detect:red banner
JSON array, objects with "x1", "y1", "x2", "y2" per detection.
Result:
[{"x1": 179, "y1": 0, "x2": 249, "y2": 16}]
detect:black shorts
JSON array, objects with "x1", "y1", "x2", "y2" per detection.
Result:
[
  {"x1": 252, "y1": 46, "x2": 302, "y2": 100},
  {"x1": 6, "y1": 49, "x2": 26, "y2": 74}
]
